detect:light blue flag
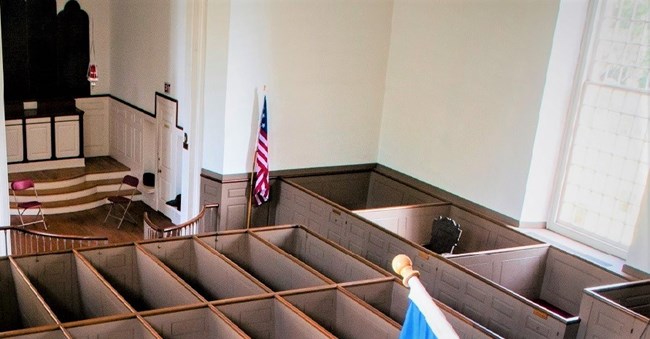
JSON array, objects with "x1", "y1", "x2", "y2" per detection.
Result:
[{"x1": 400, "y1": 278, "x2": 458, "y2": 339}]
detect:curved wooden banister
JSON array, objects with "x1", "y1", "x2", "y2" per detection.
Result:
[
  {"x1": 0, "y1": 226, "x2": 109, "y2": 257},
  {"x1": 144, "y1": 203, "x2": 219, "y2": 239}
]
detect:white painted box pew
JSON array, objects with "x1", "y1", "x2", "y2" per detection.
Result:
[
  {"x1": 353, "y1": 203, "x2": 452, "y2": 248},
  {"x1": 64, "y1": 315, "x2": 161, "y2": 339},
  {"x1": 448, "y1": 245, "x2": 628, "y2": 321},
  {"x1": 139, "y1": 237, "x2": 270, "y2": 301},
  {"x1": 197, "y1": 232, "x2": 333, "y2": 291},
  {"x1": 0, "y1": 258, "x2": 58, "y2": 335},
  {"x1": 275, "y1": 179, "x2": 586, "y2": 338},
  {"x1": 251, "y1": 225, "x2": 390, "y2": 283},
  {"x1": 77, "y1": 244, "x2": 203, "y2": 311},
  {"x1": 280, "y1": 286, "x2": 401, "y2": 338},
  {"x1": 11, "y1": 251, "x2": 131, "y2": 324},
  {"x1": 341, "y1": 279, "x2": 502, "y2": 338},
  {"x1": 353, "y1": 203, "x2": 539, "y2": 254},
  {"x1": 214, "y1": 295, "x2": 335, "y2": 338},
  {"x1": 288, "y1": 170, "x2": 442, "y2": 210},
  {"x1": 578, "y1": 280, "x2": 650, "y2": 338},
  {"x1": 143, "y1": 305, "x2": 249, "y2": 338}
]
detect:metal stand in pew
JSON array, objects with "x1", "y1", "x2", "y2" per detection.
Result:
[
  {"x1": 393, "y1": 254, "x2": 459, "y2": 339},
  {"x1": 425, "y1": 216, "x2": 462, "y2": 255}
]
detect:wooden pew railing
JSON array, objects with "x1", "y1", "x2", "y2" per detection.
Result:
[
  {"x1": 0, "y1": 226, "x2": 109, "y2": 257},
  {"x1": 144, "y1": 203, "x2": 219, "y2": 239}
]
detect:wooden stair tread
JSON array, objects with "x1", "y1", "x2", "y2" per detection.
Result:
[
  {"x1": 8, "y1": 156, "x2": 140, "y2": 215},
  {"x1": 10, "y1": 190, "x2": 142, "y2": 209},
  {"x1": 10, "y1": 178, "x2": 124, "y2": 196},
  {"x1": 8, "y1": 156, "x2": 130, "y2": 183},
  {"x1": 83, "y1": 156, "x2": 131, "y2": 174}
]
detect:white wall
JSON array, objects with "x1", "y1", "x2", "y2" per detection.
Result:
[
  {"x1": 109, "y1": 0, "x2": 201, "y2": 218},
  {"x1": 110, "y1": 0, "x2": 173, "y2": 112},
  {"x1": 202, "y1": 0, "x2": 231, "y2": 174},
  {"x1": 206, "y1": 0, "x2": 393, "y2": 175},
  {"x1": 109, "y1": 0, "x2": 193, "y2": 123},
  {"x1": 109, "y1": 0, "x2": 159, "y2": 110},
  {"x1": 379, "y1": 0, "x2": 560, "y2": 220}
]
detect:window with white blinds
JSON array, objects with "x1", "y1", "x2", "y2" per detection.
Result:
[{"x1": 551, "y1": 0, "x2": 649, "y2": 258}]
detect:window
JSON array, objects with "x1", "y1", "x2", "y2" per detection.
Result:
[{"x1": 551, "y1": 0, "x2": 649, "y2": 258}]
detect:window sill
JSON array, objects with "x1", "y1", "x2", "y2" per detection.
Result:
[{"x1": 518, "y1": 228, "x2": 648, "y2": 280}]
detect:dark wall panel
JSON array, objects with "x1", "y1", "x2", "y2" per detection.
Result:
[
  {"x1": 1, "y1": 0, "x2": 29, "y2": 102},
  {"x1": 1, "y1": 0, "x2": 89, "y2": 104},
  {"x1": 56, "y1": 0, "x2": 89, "y2": 98},
  {"x1": 26, "y1": 0, "x2": 57, "y2": 99}
]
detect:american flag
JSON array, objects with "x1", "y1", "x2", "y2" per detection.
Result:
[{"x1": 254, "y1": 96, "x2": 270, "y2": 205}]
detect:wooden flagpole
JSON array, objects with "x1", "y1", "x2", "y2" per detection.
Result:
[
  {"x1": 245, "y1": 151, "x2": 256, "y2": 229},
  {"x1": 246, "y1": 86, "x2": 267, "y2": 229}
]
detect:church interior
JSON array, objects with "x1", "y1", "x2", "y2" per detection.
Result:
[{"x1": 0, "y1": 0, "x2": 648, "y2": 338}]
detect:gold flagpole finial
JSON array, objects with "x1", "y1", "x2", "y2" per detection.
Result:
[{"x1": 392, "y1": 254, "x2": 420, "y2": 287}]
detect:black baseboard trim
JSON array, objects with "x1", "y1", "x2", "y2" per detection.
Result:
[
  {"x1": 80, "y1": 93, "x2": 157, "y2": 118},
  {"x1": 201, "y1": 163, "x2": 376, "y2": 184},
  {"x1": 374, "y1": 164, "x2": 520, "y2": 227}
]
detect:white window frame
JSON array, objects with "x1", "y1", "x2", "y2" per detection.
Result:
[{"x1": 549, "y1": 0, "x2": 649, "y2": 259}]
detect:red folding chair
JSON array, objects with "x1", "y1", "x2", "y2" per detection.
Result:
[
  {"x1": 104, "y1": 175, "x2": 139, "y2": 228},
  {"x1": 10, "y1": 179, "x2": 47, "y2": 229}
]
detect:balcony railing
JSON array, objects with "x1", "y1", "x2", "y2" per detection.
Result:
[
  {"x1": 0, "y1": 226, "x2": 109, "y2": 257},
  {"x1": 144, "y1": 203, "x2": 219, "y2": 239}
]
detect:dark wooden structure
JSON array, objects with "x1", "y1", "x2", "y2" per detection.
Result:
[{"x1": 1, "y1": 0, "x2": 89, "y2": 105}]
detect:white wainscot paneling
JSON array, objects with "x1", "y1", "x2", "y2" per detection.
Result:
[
  {"x1": 109, "y1": 99, "x2": 153, "y2": 177},
  {"x1": 55, "y1": 116, "x2": 80, "y2": 158},
  {"x1": 25, "y1": 118, "x2": 52, "y2": 161},
  {"x1": 76, "y1": 97, "x2": 110, "y2": 157},
  {"x1": 5, "y1": 120, "x2": 24, "y2": 162}
]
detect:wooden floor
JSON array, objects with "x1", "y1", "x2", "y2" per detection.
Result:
[
  {"x1": 10, "y1": 201, "x2": 174, "y2": 244},
  {"x1": 8, "y1": 156, "x2": 172, "y2": 244},
  {"x1": 8, "y1": 156, "x2": 129, "y2": 183}
]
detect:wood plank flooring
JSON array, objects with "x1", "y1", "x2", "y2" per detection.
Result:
[
  {"x1": 10, "y1": 202, "x2": 174, "y2": 244},
  {"x1": 7, "y1": 156, "x2": 173, "y2": 245},
  {"x1": 8, "y1": 156, "x2": 129, "y2": 183}
]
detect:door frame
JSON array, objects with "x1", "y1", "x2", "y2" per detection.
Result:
[{"x1": 155, "y1": 92, "x2": 182, "y2": 223}]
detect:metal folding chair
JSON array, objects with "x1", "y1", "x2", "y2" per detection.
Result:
[
  {"x1": 10, "y1": 179, "x2": 47, "y2": 229},
  {"x1": 104, "y1": 175, "x2": 139, "y2": 228}
]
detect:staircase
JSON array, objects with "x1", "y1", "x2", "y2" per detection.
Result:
[{"x1": 8, "y1": 157, "x2": 142, "y2": 215}]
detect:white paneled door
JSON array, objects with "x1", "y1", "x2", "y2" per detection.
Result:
[{"x1": 156, "y1": 95, "x2": 181, "y2": 223}]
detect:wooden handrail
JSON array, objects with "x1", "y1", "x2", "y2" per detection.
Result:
[
  {"x1": 143, "y1": 203, "x2": 219, "y2": 239},
  {"x1": 0, "y1": 226, "x2": 109, "y2": 257},
  {"x1": 0, "y1": 226, "x2": 108, "y2": 241}
]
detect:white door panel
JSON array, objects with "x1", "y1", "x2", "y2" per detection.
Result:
[{"x1": 156, "y1": 96, "x2": 181, "y2": 223}]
